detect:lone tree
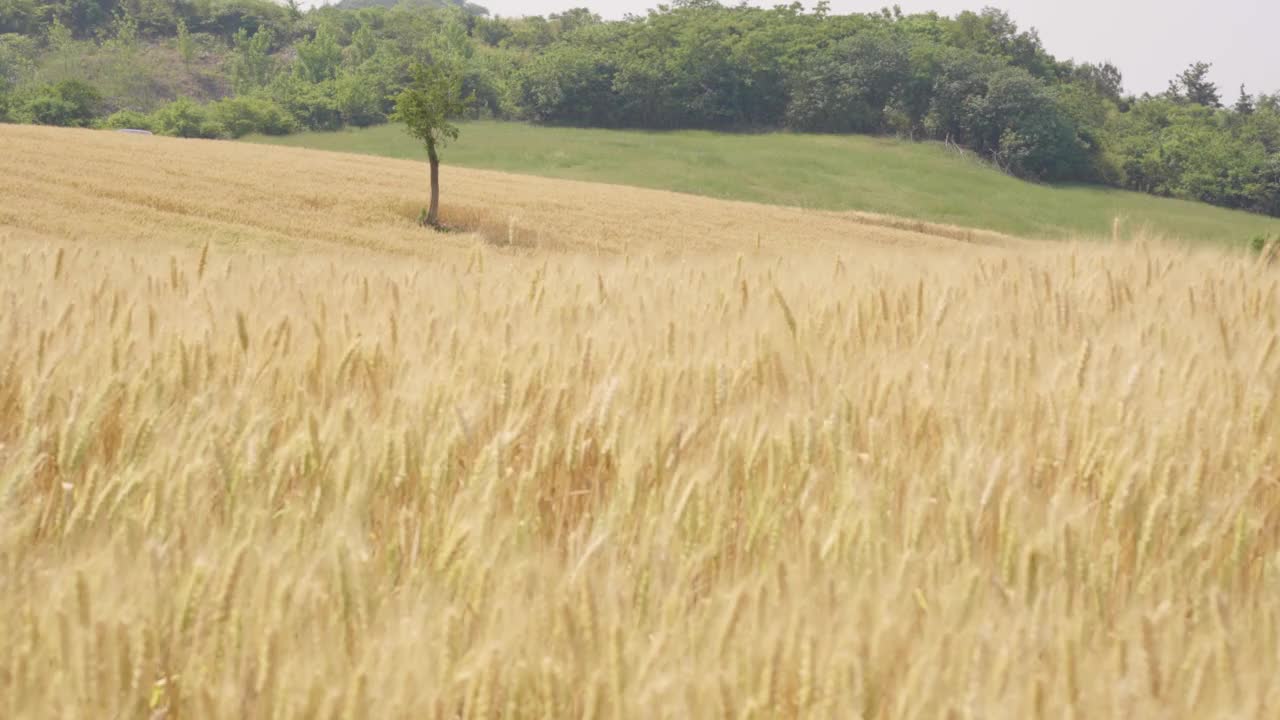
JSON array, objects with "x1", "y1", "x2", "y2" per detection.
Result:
[
  {"x1": 1168, "y1": 61, "x2": 1221, "y2": 108},
  {"x1": 392, "y1": 62, "x2": 472, "y2": 228},
  {"x1": 1234, "y1": 85, "x2": 1255, "y2": 115}
]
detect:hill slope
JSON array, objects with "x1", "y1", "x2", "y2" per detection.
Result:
[
  {"x1": 248, "y1": 121, "x2": 1280, "y2": 246},
  {"x1": 0, "y1": 124, "x2": 1022, "y2": 256},
  {"x1": 4, "y1": 124, "x2": 1280, "y2": 718}
]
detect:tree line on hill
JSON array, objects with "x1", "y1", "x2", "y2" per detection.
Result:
[{"x1": 2, "y1": 0, "x2": 1278, "y2": 218}]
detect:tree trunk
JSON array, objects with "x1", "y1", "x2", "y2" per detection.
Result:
[{"x1": 426, "y1": 140, "x2": 441, "y2": 228}]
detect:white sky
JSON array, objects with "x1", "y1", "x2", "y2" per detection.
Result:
[{"x1": 307, "y1": 1, "x2": 1280, "y2": 96}]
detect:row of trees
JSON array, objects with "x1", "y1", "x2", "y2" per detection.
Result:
[
  {"x1": 0, "y1": 0, "x2": 305, "y2": 41},
  {"x1": 2, "y1": 0, "x2": 1278, "y2": 217}
]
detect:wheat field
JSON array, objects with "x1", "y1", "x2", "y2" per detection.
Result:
[{"x1": 2, "y1": 125, "x2": 1280, "y2": 719}]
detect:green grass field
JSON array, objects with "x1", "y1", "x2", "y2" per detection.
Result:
[{"x1": 247, "y1": 121, "x2": 1280, "y2": 244}]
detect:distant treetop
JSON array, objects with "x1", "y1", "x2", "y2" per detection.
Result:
[{"x1": 331, "y1": 0, "x2": 489, "y2": 15}]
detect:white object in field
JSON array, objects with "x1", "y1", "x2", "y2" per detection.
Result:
[{"x1": 117, "y1": 129, "x2": 154, "y2": 135}]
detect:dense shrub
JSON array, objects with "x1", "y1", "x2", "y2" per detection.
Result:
[
  {"x1": 333, "y1": 71, "x2": 386, "y2": 127},
  {"x1": 268, "y1": 74, "x2": 341, "y2": 131},
  {"x1": 0, "y1": 0, "x2": 41, "y2": 36},
  {"x1": 785, "y1": 32, "x2": 910, "y2": 134},
  {"x1": 100, "y1": 108, "x2": 156, "y2": 132},
  {"x1": 517, "y1": 43, "x2": 618, "y2": 126},
  {"x1": 0, "y1": 78, "x2": 11, "y2": 121},
  {"x1": 24, "y1": 79, "x2": 102, "y2": 127},
  {"x1": 188, "y1": 0, "x2": 296, "y2": 43},
  {"x1": 210, "y1": 95, "x2": 298, "y2": 137},
  {"x1": 149, "y1": 97, "x2": 224, "y2": 138}
]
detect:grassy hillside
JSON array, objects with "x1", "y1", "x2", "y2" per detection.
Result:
[
  {"x1": 248, "y1": 121, "x2": 1280, "y2": 245},
  {"x1": 0, "y1": 124, "x2": 1021, "y2": 256},
  {"x1": 5, "y1": 125, "x2": 1280, "y2": 718}
]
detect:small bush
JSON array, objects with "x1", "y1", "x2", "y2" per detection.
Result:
[
  {"x1": 150, "y1": 97, "x2": 225, "y2": 139},
  {"x1": 24, "y1": 80, "x2": 102, "y2": 127},
  {"x1": 100, "y1": 109, "x2": 157, "y2": 132},
  {"x1": 209, "y1": 95, "x2": 297, "y2": 138},
  {"x1": 1250, "y1": 234, "x2": 1272, "y2": 254}
]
